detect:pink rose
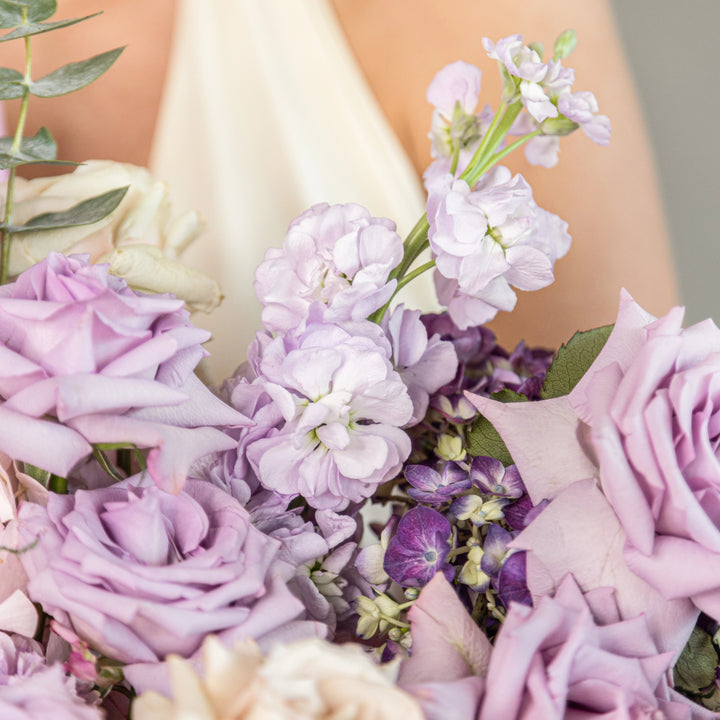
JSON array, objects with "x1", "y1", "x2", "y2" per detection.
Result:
[
  {"x1": 479, "y1": 575, "x2": 696, "y2": 719},
  {"x1": 0, "y1": 253, "x2": 247, "y2": 492},
  {"x1": 567, "y1": 292, "x2": 720, "y2": 621}
]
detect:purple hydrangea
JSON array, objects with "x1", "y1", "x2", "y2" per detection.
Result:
[
  {"x1": 254, "y1": 203, "x2": 403, "y2": 332},
  {"x1": 470, "y1": 457, "x2": 524, "y2": 499},
  {"x1": 405, "y1": 462, "x2": 471, "y2": 505},
  {"x1": 383, "y1": 507, "x2": 454, "y2": 588}
]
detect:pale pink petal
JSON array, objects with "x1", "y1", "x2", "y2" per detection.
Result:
[{"x1": 464, "y1": 393, "x2": 596, "y2": 503}]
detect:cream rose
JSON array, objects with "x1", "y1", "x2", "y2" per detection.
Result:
[
  {"x1": 133, "y1": 636, "x2": 424, "y2": 720},
  {"x1": 3, "y1": 161, "x2": 221, "y2": 312}
]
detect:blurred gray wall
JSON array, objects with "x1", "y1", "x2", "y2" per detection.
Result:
[{"x1": 610, "y1": 0, "x2": 720, "y2": 324}]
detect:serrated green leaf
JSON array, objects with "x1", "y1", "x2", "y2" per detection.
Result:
[
  {"x1": 30, "y1": 46, "x2": 123, "y2": 98},
  {"x1": 490, "y1": 388, "x2": 529, "y2": 404},
  {"x1": 540, "y1": 324, "x2": 614, "y2": 400},
  {"x1": 0, "y1": 0, "x2": 55, "y2": 27},
  {"x1": 0, "y1": 13, "x2": 99, "y2": 41},
  {"x1": 467, "y1": 414, "x2": 514, "y2": 466},
  {"x1": 5, "y1": 185, "x2": 128, "y2": 233},
  {"x1": 673, "y1": 626, "x2": 719, "y2": 695},
  {"x1": 0, "y1": 66, "x2": 23, "y2": 99}
]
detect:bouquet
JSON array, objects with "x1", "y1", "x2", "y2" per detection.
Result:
[{"x1": 0, "y1": 3, "x2": 717, "y2": 718}]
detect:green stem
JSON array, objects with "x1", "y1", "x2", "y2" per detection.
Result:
[
  {"x1": 461, "y1": 100, "x2": 507, "y2": 177},
  {"x1": 471, "y1": 129, "x2": 543, "y2": 179},
  {"x1": 395, "y1": 259, "x2": 434, "y2": 293},
  {"x1": 48, "y1": 475, "x2": 68, "y2": 494},
  {"x1": 0, "y1": 18, "x2": 32, "y2": 285},
  {"x1": 461, "y1": 101, "x2": 523, "y2": 188},
  {"x1": 392, "y1": 215, "x2": 430, "y2": 282}
]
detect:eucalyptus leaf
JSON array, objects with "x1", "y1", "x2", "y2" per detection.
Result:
[
  {"x1": 30, "y1": 46, "x2": 123, "y2": 98},
  {"x1": 5, "y1": 185, "x2": 128, "y2": 233},
  {"x1": 540, "y1": 324, "x2": 614, "y2": 400},
  {"x1": 0, "y1": 125, "x2": 61, "y2": 168},
  {"x1": 0, "y1": 13, "x2": 100, "y2": 42},
  {"x1": 0, "y1": 66, "x2": 23, "y2": 99},
  {"x1": 673, "y1": 626, "x2": 718, "y2": 695},
  {"x1": 0, "y1": 0, "x2": 55, "y2": 28}
]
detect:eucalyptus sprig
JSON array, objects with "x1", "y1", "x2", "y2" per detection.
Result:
[{"x1": 0, "y1": 0, "x2": 129, "y2": 284}]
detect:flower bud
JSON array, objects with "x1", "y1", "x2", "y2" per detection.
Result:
[
  {"x1": 437, "y1": 434, "x2": 466, "y2": 461},
  {"x1": 541, "y1": 116, "x2": 580, "y2": 137},
  {"x1": 553, "y1": 29, "x2": 577, "y2": 60}
]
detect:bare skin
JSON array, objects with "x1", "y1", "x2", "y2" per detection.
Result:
[{"x1": 0, "y1": 0, "x2": 678, "y2": 350}]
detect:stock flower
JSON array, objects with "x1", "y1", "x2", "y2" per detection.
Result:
[
  {"x1": 17, "y1": 477, "x2": 308, "y2": 665},
  {"x1": 482, "y1": 34, "x2": 573, "y2": 121},
  {"x1": 3, "y1": 161, "x2": 220, "y2": 311},
  {"x1": 426, "y1": 61, "x2": 483, "y2": 158},
  {"x1": 133, "y1": 635, "x2": 424, "y2": 720},
  {"x1": 0, "y1": 253, "x2": 246, "y2": 492},
  {"x1": 479, "y1": 575, "x2": 696, "y2": 720},
  {"x1": 383, "y1": 304, "x2": 458, "y2": 425},
  {"x1": 427, "y1": 166, "x2": 570, "y2": 328},
  {"x1": 254, "y1": 203, "x2": 403, "y2": 332},
  {"x1": 383, "y1": 507, "x2": 454, "y2": 588},
  {"x1": 0, "y1": 632, "x2": 102, "y2": 719},
  {"x1": 244, "y1": 316, "x2": 413, "y2": 510},
  {"x1": 558, "y1": 90, "x2": 611, "y2": 145}
]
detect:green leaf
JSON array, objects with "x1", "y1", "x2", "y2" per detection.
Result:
[
  {"x1": 0, "y1": 0, "x2": 55, "y2": 28},
  {"x1": 5, "y1": 185, "x2": 128, "y2": 233},
  {"x1": 0, "y1": 13, "x2": 100, "y2": 41},
  {"x1": 30, "y1": 46, "x2": 124, "y2": 98},
  {"x1": 0, "y1": 66, "x2": 23, "y2": 99},
  {"x1": 467, "y1": 414, "x2": 514, "y2": 465},
  {"x1": 673, "y1": 626, "x2": 719, "y2": 695},
  {"x1": 540, "y1": 324, "x2": 614, "y2": 400},
  {"x1": 0, "y1": 126, "x2": 63, "y2": 168}
]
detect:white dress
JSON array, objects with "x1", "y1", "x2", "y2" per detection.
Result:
[{"x1": 151, "y1": 0, "x2": 436, "y2": 382}]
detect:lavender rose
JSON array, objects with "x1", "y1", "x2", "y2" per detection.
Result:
[
  {"x1": 0, "y1": 252, "x2": 247, "y2": 492},
  {"x1": 568, "y1": 292, "x2": 720, "y2": 621},
  {"x1": 479, "y1": 575, "x2": 695, "y2": 719},
  {"x1": 17, "y1": 476, "x2": 307, "y2": 665}
]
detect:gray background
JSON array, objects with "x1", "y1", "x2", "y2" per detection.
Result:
[{"x1": 610, "y1": 0, "x2": 719, "y2": 324}]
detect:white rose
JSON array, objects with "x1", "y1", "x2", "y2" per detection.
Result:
[{"x1": 2, "y1": 161, "x2": 220, "y2": 312}]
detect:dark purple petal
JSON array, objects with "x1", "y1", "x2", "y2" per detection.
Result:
[
  {"x1": 405, "y1": 465, "x2": 442, "y2": 492},
  {"x1": 469, "y1": 456, "x2": 506, "y2": 493},
  {"x1": 496, "y1": 551, "x2": 531, "y2": 608}
]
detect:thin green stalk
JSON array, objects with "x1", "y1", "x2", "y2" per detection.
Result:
[
  {"x1": 461, "y1": 100, "x2": 507, "y2": 176},
  {"x1": 1, "y1": 18, "x2": 32, "y2": 284},
  {"x1": 461, "y1": 101, "x2": 523, "y2": 188},
  {"x1": 471, "y1": 129, "x2": 543, "y2": 179},
  {"x1": 395, "y1": 259, "x2": 435, "y2": 293}
]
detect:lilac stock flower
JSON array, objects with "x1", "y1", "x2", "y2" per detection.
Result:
[
  {"x1": 558, "y1": 90, "x2": 611, "y2": 145},
  {"x1": 0, "y1": 252, "x2": 247, "y2": 492},
  {"x1": 384, "y1": 507, "x2": 454, "y2": 588},
  {"x1": 427, "y1": 166, "x2": 570, "y2": 329},
  {"x1": 0, "y1": 632, "x2": 102, "y2": 719},
  {"x1": 405, "y1": 462, "x2": 471, "y2": 505},
  {"x1": 243, "y1": 317, "x2": 413, "y2": 511},
  {"x1": 383, "y1": 305, "x2": 458, "y2": 425},
  {"x1": 426, "y1": 61, "x2": 482, "y2": 158},
  {"x1": 17, "y1": 476, "x2": 309, "y2": 665},
  {"x1": 254, "y1": 203, "x2": 403, "y2": 332},
  {"x1": 482, "y1": 34, "x2": 573, "y2": 121}
]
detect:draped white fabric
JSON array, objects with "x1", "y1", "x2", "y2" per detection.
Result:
[{"x1": 151, "y1": 0, "x2": 435, "y2": 381}]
